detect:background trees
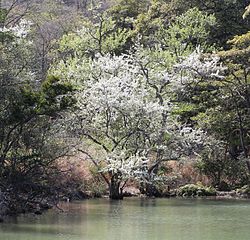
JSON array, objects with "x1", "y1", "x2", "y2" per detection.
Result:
[
  {"x1": 0, "y1": 2, "x2": 75, "y2": 215},
  {"x1": 174, "y1": 0, "x2": 250, "y2": 47}
]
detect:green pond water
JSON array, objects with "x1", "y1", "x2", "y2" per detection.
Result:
[{"x1": 0, "y1": 198, "x2": 250, "y2": 240}]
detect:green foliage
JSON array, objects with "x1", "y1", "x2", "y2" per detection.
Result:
[
  {"x1": 174, "y1": 0, "x2": 250, "y2": 47},
  {"x1": 195, "y1": 143, "x2": 249, "y2": 187},
  {"x1": 177, "y1": 183, "x2": 216, "y2": 197},
  {"x1": 132, "y1": 0, "x2": 174, "y2": 47},
  {"x1": 108, "y1": 0, "x2": 149, "y2": 28},
  {"x1": 0, "y1": 10, "x2": 77, "y2": 214},
  {"x1": 0, "y1": 5, "x2": 6, "y2": 26},
  {"x1": 83, "y1": 166, "x2": 108, "y2": 197},
  {"x1": 173, "y1": 103, "x2": 198, "y2": 123},
  {"x1": 40, "y1": 75, "x2": 76, "y2": 113},
  {"x1": 219, "y1": 32, "x2": 250, "y2": 67},
  {"x1": 109, "y1": 2, "x2": 216, "y2": 53},
  {"x1": 218, "y1": 33, "x2": 250, "y2": 160},
  {"x1": 58, "y1": 13, "x2": 131, "y2": 58},
  {"x1": 173, "y1": 28, "x2": 250, "y2": 188},
  {"x1": 157, "y1": 7, "x2": 216, "y2": 57}
]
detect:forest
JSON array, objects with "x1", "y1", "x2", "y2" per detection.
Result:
[{"x1": 0, "y1": 0, "x2": 250, "y2": 218}]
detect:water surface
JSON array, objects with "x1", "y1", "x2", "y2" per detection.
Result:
[{"x1": 0, "y1": 198, "x2": 250, "y2": 240}]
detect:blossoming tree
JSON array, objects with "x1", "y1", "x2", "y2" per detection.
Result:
[{"x1": 51, "y1": 45, "x2": 226, "y2": 199}]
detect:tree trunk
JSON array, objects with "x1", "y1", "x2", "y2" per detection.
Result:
[
  {"x1": 145, "y1": 183, "x2": 162, "y2": 197},
  {"x1": 109, "y1": 174, "x2": 123, "y2": 200},
  {"x1": 139, "y1": 182, "x2": 162, "y2": 197}
]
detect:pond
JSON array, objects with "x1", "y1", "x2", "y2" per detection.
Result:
[{"x1": 0, "y1": 198, "x2": 250, "y2": 240}]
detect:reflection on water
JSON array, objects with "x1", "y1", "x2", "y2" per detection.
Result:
[{"x1": 0, "y1": 198, "x2": 250, "y2": 240}]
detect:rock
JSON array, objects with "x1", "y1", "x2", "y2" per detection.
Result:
[
  {"x1": 122, "y1": 187, "x2": 140, "y2": 197},
  {"x1": 216, "y1": 190, "x2": 244, "y2": 199},
  {"x1": 169, "y1": 190, "x2": 177, "y2": 197},
  {"x1": 197, "y1": 190, "x2": 203, "y2": 196},
  {"x1": 123, "y1": 191, "x2": 133, "y2": 197},
  {"x1": 229, "y1": 190, "x2": 236, "y2": 197}
]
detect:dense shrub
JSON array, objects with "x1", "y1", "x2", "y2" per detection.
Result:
[{"x1": 177, "y1": 183, "x2": 216, "y2": 197}]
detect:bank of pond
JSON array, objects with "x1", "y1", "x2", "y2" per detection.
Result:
[{"x1": 1, "y1": 183, "x2": 250, "y2": 223}]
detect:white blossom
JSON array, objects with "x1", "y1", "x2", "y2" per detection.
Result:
[
  {"x1": 0, "y1": 19, "x2": 32, "y2": 39},
  {"x1": 101, "y1": 151, "x2": 148, "y2": 179},
  {"x1": 174, "y1": 48, "x2": 226, "y2": 88}
]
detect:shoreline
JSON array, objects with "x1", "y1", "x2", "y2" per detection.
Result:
[
  {"x1": 1, "y1": 188, "x2": 249, "y2": 222},
  {"x1": 1, "y1": 193, "x2": 249, "y2": 223}
]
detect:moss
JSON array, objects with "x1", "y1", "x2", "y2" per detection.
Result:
[{"x1": 177, "y1": 183, "x2": 216, "y2": 197}]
